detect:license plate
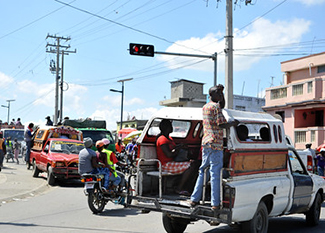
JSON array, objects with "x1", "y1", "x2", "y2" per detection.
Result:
[{"x1": 85, "y1": 183, "x2": 94, "y2": 189}]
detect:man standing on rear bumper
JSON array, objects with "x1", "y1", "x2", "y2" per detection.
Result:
[{"x1": 191, "y1": 85, "x2": 238, "y2": 210}]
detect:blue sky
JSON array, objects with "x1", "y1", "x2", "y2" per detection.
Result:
[{"x1": 1, "y1": 0, "x2": 325, "y2": 131}]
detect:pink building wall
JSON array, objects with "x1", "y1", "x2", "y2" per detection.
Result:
[{"x1": 264, "y1": 52, "x2": 325, "y2": 150}]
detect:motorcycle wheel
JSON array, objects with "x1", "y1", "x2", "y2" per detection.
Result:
[{"x1": 88, "y1": 186, "x2": 106, "y2": 214}]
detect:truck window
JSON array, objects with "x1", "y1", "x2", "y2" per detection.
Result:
[
  {"x1": 235, "y1": 123, "x2": 270, "y2": 142},
  {"x1": 273, "y1": 125, "x2": 278, "y2": 143},
  {"x1": 36, "y1": 130, "x2": 46, "y2": 139},
  {"x1": 288, "y1": 149, "x2": 307, "y2": 174},
  {"x1": 147, "y1": 119, "x2": 191, "y2": 138}
]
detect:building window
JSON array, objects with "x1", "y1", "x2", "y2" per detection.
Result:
[
  {"x1": 292, "y1": 84, "x2": 303, "y2": 96},
  {"x1": 307, "y1": 82, "x2": 313, "y2": 93},
  {"x1": 294, "y1": 131, "x2": 306, "y2": 143},
  {"x1": 235, "y1": 105, "x2": 246, "y2": 111},
  {"x1": 311, "y1": 130, "x2": 315, "y2": 142},
  {"x1": 271, "y1": 88, "x2": 287, "y2": 99},
  {"x1": 275, "y1": 111, "x2": 285, "y2": 122},
  {"x1": 317, "y1": 65, "x2": 325, "y2": 73}
]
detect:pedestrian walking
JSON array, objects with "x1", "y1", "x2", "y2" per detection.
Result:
[
  {"x1": 316, "y1": 148, "x2": 325, "y2": 176},
  {"x1": 13, "y1": 138, "x2": 20, "y2": 164},
  {"x1": 24, "y1": 123, "x2": 34, "y2": 168},
  {"x1": 0, "y1": 132, "x2": 6, "y2": 171}
]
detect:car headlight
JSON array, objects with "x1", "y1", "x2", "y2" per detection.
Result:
[{"x1": 55, "y1": 162, "x2": 65, "y2": 167}]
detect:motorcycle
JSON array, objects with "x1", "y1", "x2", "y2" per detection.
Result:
[
  {"x1": 81, "y1": 170, "x2": 134, "y2": 214},
  {"x1": 6, "y1": 148, "x2": 15, "y2": 163}
]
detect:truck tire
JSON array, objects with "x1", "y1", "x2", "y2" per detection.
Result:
[
  {"x1": 162, "y1": 213, "x2": 188, "y2": 233},
  {"x1": 47, "y1": 166, "x2": 56, "y2": 186},
  {"x1": 306, "y1": 192, "x2": 322, "y2": 226},
  {"x1": 32, "y1": 160, "x2": 40, "y2": 177},
  {"x1": 241, "y1": 201, "x2": 269, "y2": 233}
]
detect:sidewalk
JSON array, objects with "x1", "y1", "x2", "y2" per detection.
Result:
[{"x1": 0, "y1": 161, "x2": 49, "y2": 203}]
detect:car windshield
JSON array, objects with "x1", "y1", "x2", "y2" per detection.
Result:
[
  {"x1": 82, "y1": 130, "x2": 114, "y2": 143},
  {"x1": 50, "y1": 141, "x2": 85, "y2": 155},
  {"x1": 3, "y1": 130, "x2": 25, "y2": 142}
]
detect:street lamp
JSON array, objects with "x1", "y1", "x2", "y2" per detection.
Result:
[
  {"x1": 1, "y1": 99, "x2": 15, "y2": 123},
  {"x1": 110, "y1": 78, "x2": 133, "y2": 136}
]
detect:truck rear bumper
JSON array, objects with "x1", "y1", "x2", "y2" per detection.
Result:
[{"x1": 126, "y1": 196, "x2": 232, "y2": 225}]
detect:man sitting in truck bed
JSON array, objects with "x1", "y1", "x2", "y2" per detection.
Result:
[{"x1": 156, "y1": 119, "x2": 200, "y2": 195}]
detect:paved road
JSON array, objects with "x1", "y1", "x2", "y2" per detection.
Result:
[{"x1": 1, "y1": 162, "x2": 325, "y2": 233}]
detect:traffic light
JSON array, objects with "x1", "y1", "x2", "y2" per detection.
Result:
[{"x1": 129, "y1": 43, "x2": 154, "y2": 57}]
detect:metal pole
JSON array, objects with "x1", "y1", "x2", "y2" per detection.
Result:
[
  {"x1": 55, "y1": 38, "x2": 60, "y2": 125},
  {"x1": 225, "y1": 0, "x2": 233, "y2": 109},
  {"x1": 213, "y1": 52, "x2": 217, "y2": 86},
  {"x1": 60, "y1": 51, "x2": 64, "y2": 123},
  {"x1": 120, "y1": 82, "x2": 124, "y2": 132}
]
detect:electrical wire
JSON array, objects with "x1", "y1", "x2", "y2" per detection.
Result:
[{"x1": 0, "y1": 0, "x2": 76, "y2": 40}]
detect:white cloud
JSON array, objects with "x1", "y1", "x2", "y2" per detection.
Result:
[
  {"x1": 158, "y1": 17, "x2": 311, "y2": 72},
  {"x1": 0, "y1": 72, "x2": 13, "y2": 88}
]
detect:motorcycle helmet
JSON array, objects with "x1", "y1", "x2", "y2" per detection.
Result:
[{"x1": 95, "y1": 140, "x2": 104, "y2": 149}]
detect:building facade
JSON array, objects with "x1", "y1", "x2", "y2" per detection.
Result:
[
  {"x1": 263, "y1": 52, "x2": 325, "y2": 150},
  {"x1": 160, "y1": 79, "x2": 265, "y2": 112}
]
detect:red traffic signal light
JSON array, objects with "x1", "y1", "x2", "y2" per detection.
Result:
[{"x1": 129, "y1": 43, "x2": 154, "y2": 57}]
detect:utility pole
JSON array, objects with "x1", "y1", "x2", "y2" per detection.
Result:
[
  {"x1": 46, "y1": 34, "x2": 76, "y2": 125},
  {"x1": 1, "y1": 99, "x2": 15, "y2": 123},
  {"x1": 110, "y1": 78, "x2": 133, "y2": 137},
  {"x1": 225, "y1": 0, "x2": 233, "y2": 109}
]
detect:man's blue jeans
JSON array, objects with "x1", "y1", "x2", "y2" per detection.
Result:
[
  {"x1": 191, "y1": 147, "x2": 223, "y2": 207},
  {"x1": 25, "y1": 141, "x2": 32, "y2": 163},
  {"x1": 92, "y1": 167, "x2": 110, "y2": 189}
]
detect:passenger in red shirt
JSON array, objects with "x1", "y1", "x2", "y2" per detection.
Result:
[{"x1": 156, "y1": 119, "x2": 200, "y2": 195}]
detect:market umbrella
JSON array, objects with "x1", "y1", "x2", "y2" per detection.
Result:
[
  {"x1": 316, "y1": 143, "x2": 325, "y2": 152},
  {"x1": 123, "y1": 130, "x2": 142, "y2": 144},
  {"x1": 117, "y1": 128, "x2": 137, "y2": 140}
]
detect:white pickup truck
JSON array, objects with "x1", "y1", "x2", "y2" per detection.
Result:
[{"x1": 126, "y1": 107, "x2": 325, "y2": 233}]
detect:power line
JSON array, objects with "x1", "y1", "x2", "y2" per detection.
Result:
[
  {"x1": 55, "y1": 0, "x2": 208, "y2": 54},
  {"x1": 0, "y1": 0, "x2": 76, "y2": 40}
]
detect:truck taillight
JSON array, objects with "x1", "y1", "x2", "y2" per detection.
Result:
[
  {"x1": 307, "y1": 155, "x2": 313, "y2": 172},
  {"x1": 223, "y1": 186, "x2": 235, "y2": 209}
]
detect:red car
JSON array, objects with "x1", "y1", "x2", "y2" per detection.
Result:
[{"x1": 30, "y1": 138, "x2": 84, "y2": 185}]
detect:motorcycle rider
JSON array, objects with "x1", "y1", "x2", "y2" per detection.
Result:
[
  {"x1": 79, "y1": 138, "x2": 110, "y2": 192},
  {"x1": 97, "y1": 139, "x2": 123, "y2": 193},
  {"x1": 102, "y1": 138, "x2": 127, "y2": 192}
]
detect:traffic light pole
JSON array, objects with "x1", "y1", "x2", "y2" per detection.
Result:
[{"x1": 154, "y1": 51, "x2": 218, "y2": 86}]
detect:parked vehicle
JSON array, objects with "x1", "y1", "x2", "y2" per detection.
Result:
[
  {"x1": 126, "y1": 107, "x2": 325, "y2": 233},
  {"x1": 30, "y1": 125, "x2": 83, "y2": 185},
  {"x1": 63, "y1": 119, "x2": 115, "y2": 152},
  {"x1": 81, "y1": 167, "x2": 134, "y2": 214}
]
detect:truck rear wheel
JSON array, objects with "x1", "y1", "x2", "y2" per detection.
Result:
[
  {"x1": 306, "y1": 192, "x2": 322, "y2": 226},
  {"x1": 241, "y1": 201, "x2": 268, "y2": 233},
  {"x1": 162, "y1": 213, "x2": 188, "y2": 233}
]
